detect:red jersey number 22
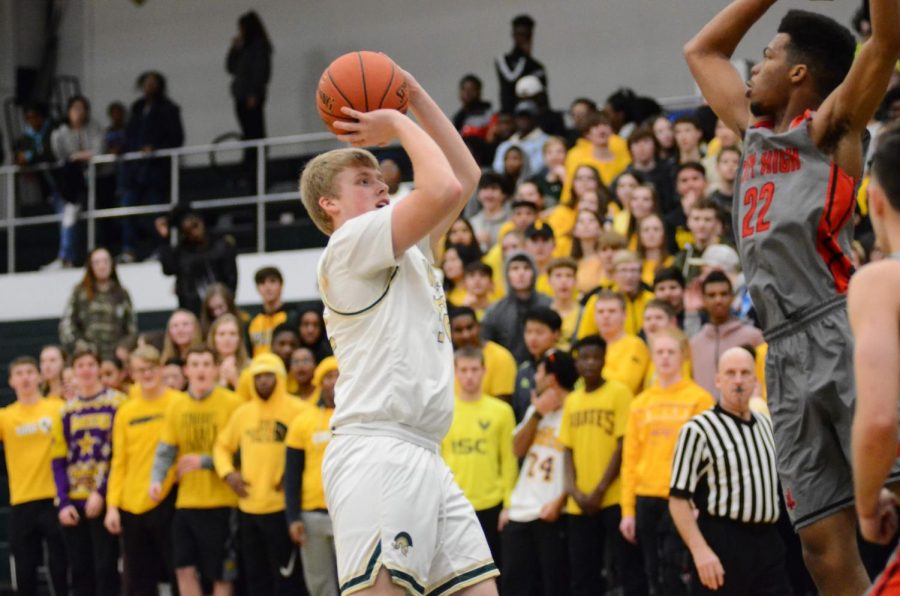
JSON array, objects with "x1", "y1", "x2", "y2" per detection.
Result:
[{"x1": 742, "y1": 182, "x2": 774, "y2": 238}]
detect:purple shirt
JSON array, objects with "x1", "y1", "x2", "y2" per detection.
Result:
[{"x1": 51, "y1": 388, "x2": 125, "y2": 509}]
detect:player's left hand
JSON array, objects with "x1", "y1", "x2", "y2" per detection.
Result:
[
  {"x1": 104, "y1": 507, "x2": 121, "y2": 535},
  {"x1": 498, "y1": 508, "x2": 510, "y2": 532},
  {"x1": 859, "y1": 488, "x2": 899, "y2": 545},
  {"x1": 85, "y1": 491, "x2": 105, "y2": 519},
  {"x1": 395, "y1": 66, "x2": 421, "y2": 105},
  {"x1": 334, "y1": 107, "x2": 402, "y2": 148}
]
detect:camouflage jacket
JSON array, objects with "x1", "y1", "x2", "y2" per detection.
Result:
[{"x1": 59, "y1": 284, "x2": 137, "y2": 360}]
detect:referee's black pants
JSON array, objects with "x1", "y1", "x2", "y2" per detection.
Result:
[
  {"x1": 238, "y1": 510, "x2": 307, "y2": 596},
  {"x1": 635, "y1": 496, "x2": 688, "y2": 596},
  {"x1": 9, "y1": 499, "x2": 67, "y2": 596},
  {"x1": 120, "y1": 489, "x2": 176, "y2": 596},
  {"x1": 61, "y1": 508, "x2": 121, "y2": 596},
  {"x1": 568, "y1": 505, "x2": 647, "y2": 596},
  {"x1": 501, "y1": 517, "x2": 569, "y2": 596},
  {"x1": 693, "y1": 516, "x2": 792, "y2": 596}
]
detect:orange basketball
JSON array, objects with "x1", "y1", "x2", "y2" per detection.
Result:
[{"x1": 316, "y1": 51, "x2": 409, "y2": 135}]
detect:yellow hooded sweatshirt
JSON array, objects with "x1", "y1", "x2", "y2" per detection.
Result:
[{"x1": 214, "y1": 353, "x2": 310, "y2": 514}]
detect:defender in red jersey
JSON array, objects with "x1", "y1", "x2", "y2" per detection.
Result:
[{"x1": 685, "y1": 1, "x2": 900, "y2": 593}]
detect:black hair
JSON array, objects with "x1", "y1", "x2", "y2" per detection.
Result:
[
  {"x1": 136, "y1": 70, "x2": 168, "y2": 96},
  {"x1": 524, "y1": 306, "x2": 562, "y2": 332},
  {"x1": 445, "y1": 243, "x2": 484, "y2": 268},
  {"x1": 536, "y1": 349, "x2": 578, "y2": 391},
  {"x1": 478, "y1": 171, "x2": 508, "y2": 193},
  {"x1": 272, "y1": 323, "x2": 300, "y2": 343},
  {"x1": 673, "y1": 114, "x2": 702, "y2": 130},
  {"x1": 644, "y1": 299, "x2": 677, "y2": 319},
  {"x1": 238, "y1": 10, "x2": 273, "y2": 50},
  {"x1": 512, "y1": 14, "x2": 535, "y2": 30},
  {"x1": 777, "y1": 10, "x2": 856, "y2": 100},
  {"x1": 9, "y1": 355, "x2": 38, "y2": 371},
  {"x1": 23, "y1": 101, "x2": 49, "y2": 118},
  {"x1": 702, "y1": 270, "x2": 733, "y2": 293},
  {"x1": 464, "y1": 260, "x2": 493, "y2": 277},
  {"x1": 449, "y1": 306, "x2": 478, "y2": 321},
  {"x1": 65, "y1": 95, "x2": 91, "y2": 126},
  {"x1": 878, "y1": 85, "x2": 900, "y2": 122},
  {"x1": 872, "y1": 128, "x2": 900, "y2": 212},
  {"x1": 102, "y1": 356, "x2": 124, "y2": 370},
  {"x1": 653, "y1": 266, "x2": 686, "y2": 289},
  {"x1": 168, "y1": 205, "x2": 204, "y2": 234},
  {"x1": 254, "y1": 266, "x2": 283, "y2": 285},
  {"x1": 570, "y1": 97, "x2": 597, "y2": 112},
  {"x1": 164, "y1": 357, "x2": 185, "y2": 367},
  {"x1": 574, "y1": 334, "x2": 607, "y2": 354},
  {"x1": 676, "y1": 161, "x2": 707, "y2": 178},
  {"x1": 605, "y1": 88, "x2": 637, "y2": 123},
  {"x1": 460, "y1": 74, "x2": 482, "y2": 89}
]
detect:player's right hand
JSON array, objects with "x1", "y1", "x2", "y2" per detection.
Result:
[
  {"x1": 148, "y1": 482, "x2": 162, "y2": 502},
  {"x1": 289, "y1": 521, "x2": 306, "y2": 546},
  {"x1": 225, "y1": 472, "x2": 250, "y2": 498},
  {"x1": 692, "y1": 544, "x2": 725, "y2": 590},
  {"x1": 58, "y1": 505, "x2": 80, "y2": 527},
  {"x1": 334, "y1": 107, "x2": 402, "y2": 148},
  {"x1": 104, "y1": 507, "x2": 121, "y2": 535},
  {"x1": 619, "y1": 515, "x2": 637, "y2": 544}
]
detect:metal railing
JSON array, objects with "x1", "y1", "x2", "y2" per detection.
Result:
[{"x1": 0, "y1": 132, "x2": 342, "y2": 273}]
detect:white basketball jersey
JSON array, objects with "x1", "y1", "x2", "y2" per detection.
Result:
[
  {"x1": 317, "y1": 204, "x2": 454, "y2": 445},
  {"x1": 508, "y1": 406, "x2": 566, "y2": 522}
]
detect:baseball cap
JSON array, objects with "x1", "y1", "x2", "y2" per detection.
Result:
[
  {"x1": 687, "y1": 244, "x2": 741, "y2": 272},
  {"x1": 525, "y1": 221, "x2": 555, "y2": 240},
  {"x1": 514, "y1": 100, "x2": 540, "y2": 117}
]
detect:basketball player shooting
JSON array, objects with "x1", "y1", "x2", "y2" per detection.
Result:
[
  {"x1": 299, "y1": 65, "x2": 498, "y2": 595},
  {"x1": 684, "y1": 1, "x2": 900, "y2": 594}
]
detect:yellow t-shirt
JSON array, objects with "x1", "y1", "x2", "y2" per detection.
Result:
[
  {"x1": 214, "y1": 392, "x2": 310, "y2": 514},
  {"x1": 756, "y1": 342, "x2": 768, "y2": 401},
  {"x1": 641, "y1": 256, "x2": 675, "y2": 288},
  {"x1": 545, "y1": 205, "x2": 577, "y2": 239},
  {"x1": 160, "y1": 387, "x2": 242, "y2": 509},
  {"x1": 578, "y1": 290, "x2": 655, "y2": 339},
  {"x1": 446, "y1": 285, "x2": 468, "y2": 308},
  {"x1": 602, "y1": 335, "x2": 651, "y2": 395},
  {"x1": 535, "y1": 272, "x2": 555, "y2": 298},
  {"x1": 107, "y1": 387, "x2": 179, "y2": 514},
  {"x1": 576, "y1": 258, "x2": 609, "y2": 297},
  {"x1": 0, "y1": 399, "x2": 63, "y2": 505},
  {"x1": 561, "y1": 136, "x2": 632, "y2": 202},
  {"x1": 557, "y1": 305, "x2": 580, "y2": 350},
  {"x1": 620, "y1": 379, "x2": 715, "y2": 517},
  {"x1": 441, "y1": 395, "x2": 518, "y2": 511},
  {"x1": 558, "y1": 381, "x2": 632, "y2": 514},
  {"x1": 284, "y1": 406, "x2": 334, "y2": 511},
  {"x1": 248, "y1": 308, "x2": 289, "y2": 356}
]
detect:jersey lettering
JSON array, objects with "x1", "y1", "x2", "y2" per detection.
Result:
[{"x1": 741, "y1": 182, "x2": 775, "y2": 238}]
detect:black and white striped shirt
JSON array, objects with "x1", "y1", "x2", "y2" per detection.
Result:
[{"x1": 670, "y1": 405, "x2": 779, "y2": 524}]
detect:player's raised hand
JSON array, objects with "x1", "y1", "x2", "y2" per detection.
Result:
[
  {"x1": 692, "y1": 544, "x2": 725, "y2": 590},
  {"x1": 395, "y1": 66, "x2": 422, "y2": 106},
  {"x1": 334, "y1": 107, "x2": 403, "y2": 148}
]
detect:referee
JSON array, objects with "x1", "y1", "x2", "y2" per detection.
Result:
[{"x1": 668, "y1": 347, "x2": 791, "y2": 595}]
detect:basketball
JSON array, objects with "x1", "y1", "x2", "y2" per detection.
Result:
[{"x1": 316, "y1": 51, "x2": 409, "y2": 135}]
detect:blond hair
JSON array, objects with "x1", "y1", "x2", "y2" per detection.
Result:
[
  {"x1": 612, "y1": 249, "x2": 641, "y2": 270},
  {"x1": 648, "y1": 327, "x2": 691, "y2": 359},
  {"x1": 299, "y1": 148, "x2": 380, "y2": 235},
  {"x1": 130, "y1": 345, "x2": 161, "y2": 366}
]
